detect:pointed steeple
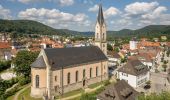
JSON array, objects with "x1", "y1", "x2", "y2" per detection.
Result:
[{"x1": 97, "y1": 4, "x2": 105, "y2": 25}]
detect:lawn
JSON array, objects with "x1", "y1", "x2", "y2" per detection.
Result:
[
  {"x1": 18, "y1": 87, "x2": 43, "y2": 100},
  {"x1": 88, "y1": 81, "x2": 104, "y2": 89},
  {"x1": 56, "y1": 88, "x2": 84, "y2": 99},
  {"x1": 6, "y1": 95, "x2": 15, "y2": 100},
  {"x1": 70, "y1": 85, "x2": 105, "y2": 100}
]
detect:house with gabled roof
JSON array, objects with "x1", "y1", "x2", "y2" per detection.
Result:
[
  {"x1": 117, "y1": 59, "x2": 150, "y2": 88},
  {"x1": 97, "y1": 80, "x2": 139, "y2": 100}
]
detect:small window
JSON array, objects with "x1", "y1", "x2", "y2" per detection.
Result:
[{"x1": 55, "y1": 76, "x2": 57, "y2": 82}]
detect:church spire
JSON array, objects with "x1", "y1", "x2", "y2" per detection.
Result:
[
  {"x1": 97, "y1": 3, "x2": 104, "y2": 25},
  {"x1": 94, "y1": 2, "x2": 107, "y2": 55}
]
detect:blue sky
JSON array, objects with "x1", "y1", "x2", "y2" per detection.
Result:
[{"x1": 0, "y1": 0, "x2": 170, "y2": 31}]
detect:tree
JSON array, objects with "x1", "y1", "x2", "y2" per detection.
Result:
[
  {"x1": 138, "y1": 91, "x2": 170, "y2": 100},
  {"x1": 107, "y1": 44, "x2": 113, "y2": 51},
  {"x1": 162, "y1": 64, "x2": 167, "y2": 72},
  {"x1": 13, "y1": 50, "x2": 38, "y2": 77},
  {"x1": 114, "y1": 47, "x2": 119, "y2": 52}
]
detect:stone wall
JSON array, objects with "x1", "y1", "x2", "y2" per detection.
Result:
[{"x1": 53, "y1": 74, "x2": 108, "y2": 96}]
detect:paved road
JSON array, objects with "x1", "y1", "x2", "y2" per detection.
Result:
[{"x1": 150, "y1": 72, "x2": 170, "y2": 93}]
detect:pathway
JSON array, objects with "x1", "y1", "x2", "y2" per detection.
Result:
[{"x1": 14, "y1": 84, "x2": 31, "y2": 100}]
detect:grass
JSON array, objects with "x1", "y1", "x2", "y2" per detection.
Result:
[
  {"x1": 56, "y1": 88, "x2": 84, "y2": 99},
  {"x1": 18, "y1": 87, "x2": 43, "y2": 100},
  {"x1": 70, "y1": 85, "x2": 105, "y2": 100},
  {"x1": 7, "y1": 95, "x2": 15, "y2": 100},
  {"x1": 88, "y1": 81, "x2": 104, "y2": 89}
]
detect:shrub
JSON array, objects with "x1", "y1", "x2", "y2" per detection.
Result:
[
  {"x1": 18, "y1": 76, "x2": 30, "y2": 86},
  {"x1": 104, "y1": 80, "x2": 110, "y2": 86},
  {"x1": 0, "y1": 60, "x2": 11, "y2": 72}
]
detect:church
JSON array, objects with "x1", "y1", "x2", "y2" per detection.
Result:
[{"x1": 30, "y1": 4, "x2": 108, "y2": 99}]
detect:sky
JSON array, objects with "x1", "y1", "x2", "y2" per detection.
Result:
[{"x1": 0, "y1": 0, "x2": 170, "y2": 32}]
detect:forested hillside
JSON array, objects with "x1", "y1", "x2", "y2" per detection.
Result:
[
  {"x1": 0, "y1": 19, "x2": 80, "y2": 36},
  {"x1": 0, "y1": 19, "x2": 170, "y2": 39}
]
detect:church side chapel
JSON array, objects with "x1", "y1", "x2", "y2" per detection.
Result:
[{"x1": 30, "y1": 3, "x2": 108, "y2": 99}]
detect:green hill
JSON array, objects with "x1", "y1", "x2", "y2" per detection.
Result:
[
  {"x1": 0, "y1": 19, "x2": 80, "y2": 36},
  {"x1": 107, "y1": 25, "x2": 170, "y2": 38},
  {"x1": 0, "y1": 19, "x2": 170, "y2": 39}
]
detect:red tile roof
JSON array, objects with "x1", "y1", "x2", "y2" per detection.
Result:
[{"x1": 0, "y1": 42, "x2": 11, "y2": 49}]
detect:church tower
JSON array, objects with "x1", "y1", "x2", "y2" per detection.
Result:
[{"x1": 94, "y1": 4, "x2": 107, "y2": 55}]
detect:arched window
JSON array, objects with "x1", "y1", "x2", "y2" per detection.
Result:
[
  {"x1": 102, "y1": 33, "x2": 104, "y2": 40},
  {"x1": 96, "y1": 67, "x2": 98, "y2": 77},
  {"x1": 83, "y1": 69, "x2": 86, "y2": 78},
  {"x1": 90, "y1": 68, "x2": 92, "y2": 78},
  {"x1": 76, "y1": 71, "x2": 78, "y2": 82},
  {"x1": 67, "y1": 72, "x2": 70, "y2": 84},
  {"x1": 55, "y1": 76, "x2": 57, "y2": 82},
  {"x1": 97, "y1": 33, "x2": 99, "y2": 39},
  {"x1": 35, "y1": 75, "x2": 39, "y2": 88},
  {"x1": 103, "y1": 44, "x2": 105, "y2": 48}
]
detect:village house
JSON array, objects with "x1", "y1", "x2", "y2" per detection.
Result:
[
  {"x1": 40, "y1": 37, "x2": 64, "y2": 49},
  {"x1": 107, "y1": 51, "x2": 121, "y2": 67},
  {"x1": 30, "y1": 4, "x2": 108, "y2": 99},
  {"x1": 117, "y1": 59, "x2": 150, "y2": 88},
  {"x1": 97, "y1": 80, "x2": 139, "y2": 100},
  {"x1": 0, "y1": 42, "x2": 11, "y2": 60},
  {"x1": 138, "y1": 47, "x2": 162, "y2": 64},
  {"x1": 129, "y1": 53, "x2": 154, "y2": 70}
]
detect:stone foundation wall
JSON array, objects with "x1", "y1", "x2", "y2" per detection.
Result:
[
  {"x1": 53, "y1": 74, "x2": 108, "y2": 96},
  {"x1": 30, "y1": 86, "x2": 46, "y2": 98}
]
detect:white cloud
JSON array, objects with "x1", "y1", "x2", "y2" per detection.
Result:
[
  {"x1": 18, "y1": 8, "x2": 90, "y2": 30},
  {"x1": 0, "y1": 5, "x2": 12, "y2": 19},
  {"x1": 88, "y1": 5, "x2": 98, "y2": 12},
  {"x1": 18, "y1": 0, "x2": 43, "y2": 4},
  {"x1": 104, "y1": 7, "x2": 120, "y2": 18},
  {"x1": 58, "y1": 0, "x2": 74, "y2": 6},
  {"x1": 142, "y1": 6, "x2": 167, "y2": 20},
  {"x1": 113, "y1": 1, "x2": 170, "y2": 30},
  {"x1": 16, "y1": 0, "x2": 74, "y2": 6},
  {"x1": 125, "y1": 2, "x2": 159, "y2": 15}
]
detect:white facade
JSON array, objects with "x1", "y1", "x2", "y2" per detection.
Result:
[
  {"x1": 130, "y1": 41, "x2": 137, "y2": 50},
  {"x1": 108, "y1": 56, "x2": 120, "y2": 67},
  {"x1": 117, "y1": 71, "x2": 150, "y2": 88},
  {"x1": 94, "y1": 5, "x2": 107, "y2": 56}
]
